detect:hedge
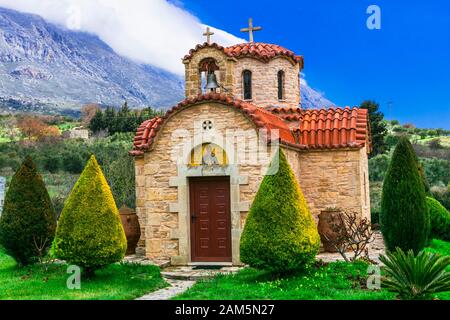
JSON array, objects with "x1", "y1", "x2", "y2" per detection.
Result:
[
  {"x1": 52, "y1": 155, "x2": 127, "y2": 274},
  {"x1": 0, "y1": 156, "x2": 56, "y2": 265},
  {"x1": 240, "y1": 150, "x2": 320, "y2": 273}
]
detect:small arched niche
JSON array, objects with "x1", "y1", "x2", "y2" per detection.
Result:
[
  {"x1": 199, "y1": 58, "x2": 220, "y2": 94},
  {"x1": 190, "y1": 143, "x2": 228, "y2": 167}
]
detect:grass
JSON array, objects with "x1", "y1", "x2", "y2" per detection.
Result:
[
  {"x1": 425, "y1": 239, "x2": 450, "y2": 270},
  {"x1": 57, "y1": 122, "x2": 81, "y2": 132},
  {"x1": 176, "y1": 241, "x2": 450, "y2": 301},
  {"x1": 0, "y1": 250, "x2": 167, "y2": 300},
  {"x1": 175, "y1": 261, "x2": 395, "y2": 300}
]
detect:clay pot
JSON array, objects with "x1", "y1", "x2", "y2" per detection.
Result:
[
  {"x1": 119, "y1": 206, "x2": 141, "y2": 255},
  {"x1": 318, "y1": 209, "x2": 342, "y2": 253}
]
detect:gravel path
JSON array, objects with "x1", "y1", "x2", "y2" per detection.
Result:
[{"x1": 136, "y1": 279, "x2": 196, "y2": 300}]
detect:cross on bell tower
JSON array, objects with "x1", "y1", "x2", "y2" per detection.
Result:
[
  {"x1": 203, "y1": 27, "x2": 214, "y2": 44},
  {"x1": 240, "y1": 18, "x2": 262, "y2": 43}
]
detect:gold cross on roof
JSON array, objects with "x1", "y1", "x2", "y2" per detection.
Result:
[
  {"x1": 240, "y1": 18, "x2": 262, "y2": 43},
  {"x1": 203, "y1": 27, "x2": 214, "y2": 44}
]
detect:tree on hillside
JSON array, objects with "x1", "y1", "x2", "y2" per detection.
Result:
[
  {"x1": 16, "y1": 115, "x2": 60, "y2": 142},
  {"x1": 53, "y1": 155, "x2": 127, "y2": 276},
  {"x1": 17, "y1": 116, "x2": 47, "y2": 141},
  {"x1": 88, "y1": 102, "x2": 162, "y2": 135},
  {"x1": 428, "y1": 138, "x2": 443, "y2": 150},
  {"x1": 360, "y1": 100, "x2": 388, "y2": 156},
  {"x1": 240, "y1": 150, "x2": 320, "y2": 273},
  {"x1": 89, "y1": 109, "x2": 106, "y2": 133},
  {"x1": 81, "y1": 103, "x2": 101, "y2": 126},
  {"x1": 381, "y1": 136, "x2": 430, "y2": 253},
  {"x1": 0, "y1": 156, "x2": 56, "y2": 265}
]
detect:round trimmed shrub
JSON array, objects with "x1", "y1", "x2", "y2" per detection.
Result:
[
  {"x1": 381, "y1": 137, "x2": 430, "y2": 253},
  {"x1": 240, "y1": 150, "x2": 320, "y2": 273},
  {"x1": 53, "y1": 155, "x2": 127, "y2": 274},
  {"x1": 0, "y1": 156, "x2": 56, "y2": 265},
  {"x1": 427, "y1": 197, "x2": 450, "y2": 241}
]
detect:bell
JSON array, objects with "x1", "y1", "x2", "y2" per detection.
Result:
[{"x1": 205, "y1": 72, "x2": 219, "y2": 92}]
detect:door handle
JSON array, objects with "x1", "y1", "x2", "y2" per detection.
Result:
[{"x1": 191, "y1": 214, "x2": 198, "y2": 223}]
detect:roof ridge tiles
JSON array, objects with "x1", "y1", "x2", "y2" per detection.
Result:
[{"x1": 131, "y1": 95, "x2": 371, "y2": 156}]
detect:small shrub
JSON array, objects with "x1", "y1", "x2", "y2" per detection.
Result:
[
  {"x1": 240, "y1": 150, "x2": 320, "y2": 273},
  {"x1": 53, "y1": 155, "x2": 127, "y2": 275},
  {"x1": 380, "y1": 248, "x2": 450, "y2": 300},
  {"x1": 62, "y1": 153, "x2": 84, "y2": 174},
  {"x1": 43, "y1": 154, "x2": 62, "y2": 173},
  {"x1": 0, "y1": 156, "x2": 56, "y2": 265},
  {"x1": 428, "y1": 138, "x2": 443, "y2": 150},
  {"x1": 322, "y1": 211, "x2": 374, "y2": 262},
  {"x1": 381, "y1": 137, "x2": 429, "y2": 253},
  {"x1": 368, "y1": 154, "x2": 390, "y2": 182},
  {"x1": 427, "y1": 197, "x2": 450, "y2": 241}
]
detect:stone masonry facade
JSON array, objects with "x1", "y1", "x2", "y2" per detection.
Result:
[
  {"x1": 183, "y1": 46, "x2": 301, "y2": 109},
  {"x1": 233, "y1": 57, "x2": 300, "y2": 108},
  {"x1": 135, "y1": 103, "x2": 268, "y2": 265},
  {"x1": 134, "y1": 102, "x2": 370, "y2": 265},
  {"x1": 133, "y1": 41, "x2": 371, "y2": 266}
]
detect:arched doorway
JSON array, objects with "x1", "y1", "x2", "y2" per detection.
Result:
[{"x1": 188, "y1": 143, "x2": 232, "y2": 262}]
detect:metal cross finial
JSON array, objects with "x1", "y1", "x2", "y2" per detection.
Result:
[
  {"x1": 203, "y1": 27, "x2": 214, "y2": 44},
  {"x1": 240, "y1": 18, "x2": 262, "y2": 43}
]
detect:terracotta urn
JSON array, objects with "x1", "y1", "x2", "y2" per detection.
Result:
[
  {"x1": 119, "y1": 205, "x2": 141, "y2": 255},
  {"x1": 318, "y1": 209, "x2": 342, "y2": 253}
]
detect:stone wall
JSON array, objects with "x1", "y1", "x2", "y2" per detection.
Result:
[
  {"x1": 285, "y1": 147, "x2": 370, "y2": 223},
  {"x1": 183, "y1": 47, "x2": 235, "y2": 98},
  {"x1": 182, "y1": 47, "x2": 301, "y2": 109},
  {"x1": 134, "y1": 103, "x2": 370, "y2": 265},
  {"x1": 233, "y1": 57, "x2": 300, "y2": 109},
  {"x1": 134, "y1": 102, "x2": 270, "y2": 264}
]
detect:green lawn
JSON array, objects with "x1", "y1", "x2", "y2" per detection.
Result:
[
  {"x1": 176, "y1": 241, "x2": 450, "y2": 301},
  {"x1": 0, "y1": 250, "x2": 167, "y2": 300},
  {"x1": 175, "y1": 261, "x2": 395, "y2": 300},
  {"x1": 425, "y1": 239, "x2": 450, "y2": 258}
]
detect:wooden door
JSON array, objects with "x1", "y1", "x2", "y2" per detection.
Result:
[{"x1": 189, "y1": 177, "x2": 232, "y2": 262}]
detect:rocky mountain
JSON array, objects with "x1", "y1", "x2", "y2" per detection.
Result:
[
  {"x1": 0, "y1": 7, "x2": 184, "y2": 115},
  {"x1": 300, "y1": 79, "x2": 334, "y2": 110},
  {"x1": 0, "y1": 7, "x2": 333, "y2": 116}
]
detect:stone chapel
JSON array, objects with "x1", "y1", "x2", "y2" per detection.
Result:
[{"x1": 130, "y1": 21, "x2": 372, "y2": 266}]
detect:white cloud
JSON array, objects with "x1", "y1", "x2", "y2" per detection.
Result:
[{"x1": 0, "y1": 0, "x2": 245, "y2": 74}]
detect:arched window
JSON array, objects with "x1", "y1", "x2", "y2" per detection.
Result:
[
  {"x1": 243, "y1": 70, "x2": 252, "y2": 100},
  {"x1": 277, "y1": 70, "x2": 285, "y2": 100}
]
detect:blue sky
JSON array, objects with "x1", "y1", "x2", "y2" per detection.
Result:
[{"x1": 183, "y1": 0, "x2": 450, "y2": 129}]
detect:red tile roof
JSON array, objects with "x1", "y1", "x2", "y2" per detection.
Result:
[
  {"x1": 131, "y1": 95, "x2": 371, "y2": 156},
  {"x1": 295, "y1": 107, "x2": 371, "y2": 151},
  {"x1": 130, "y1": 93, "x2": 296, "y2": 156},
  {"x1": 183, "y1": 42, "x2": 304, "y2": 67}
]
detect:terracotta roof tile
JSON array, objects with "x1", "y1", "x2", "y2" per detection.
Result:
[
  {"x1": 131, "y1": 95, "x2": 371, "y2": 156},
  {"x1": 293, "y1": 107, "x2": 371, "y2": 151},
  {"x1": 183, "y1": 42, "x2": 304, "y2": 67},
  {"x1": 130, "y1": 93, "x2": 296, "y2": 156}
]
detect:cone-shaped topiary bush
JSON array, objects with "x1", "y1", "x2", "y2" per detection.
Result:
[
  {"x1": 0, "y1": 156, "x2": 56, "y2": 265},
  {"x1": 240, "y1": 150, "x2": 320, "y2": 273},
  {"x1": 53, "y1": 155, "x2": 126, "y2": 274},
  {"x1": 381, "y1": 137, "x2": 429, "y2": 253},
  {"x1": 427, "y1": 197, "x2": 450, "y2": 241}
]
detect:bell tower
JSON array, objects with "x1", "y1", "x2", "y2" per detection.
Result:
[
  {"x1": 182, "y1": 27, "x2": 235, "y2": 98},
  {"x1": 183, "y1": 23, "x2": 303, "y2": 109}
]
